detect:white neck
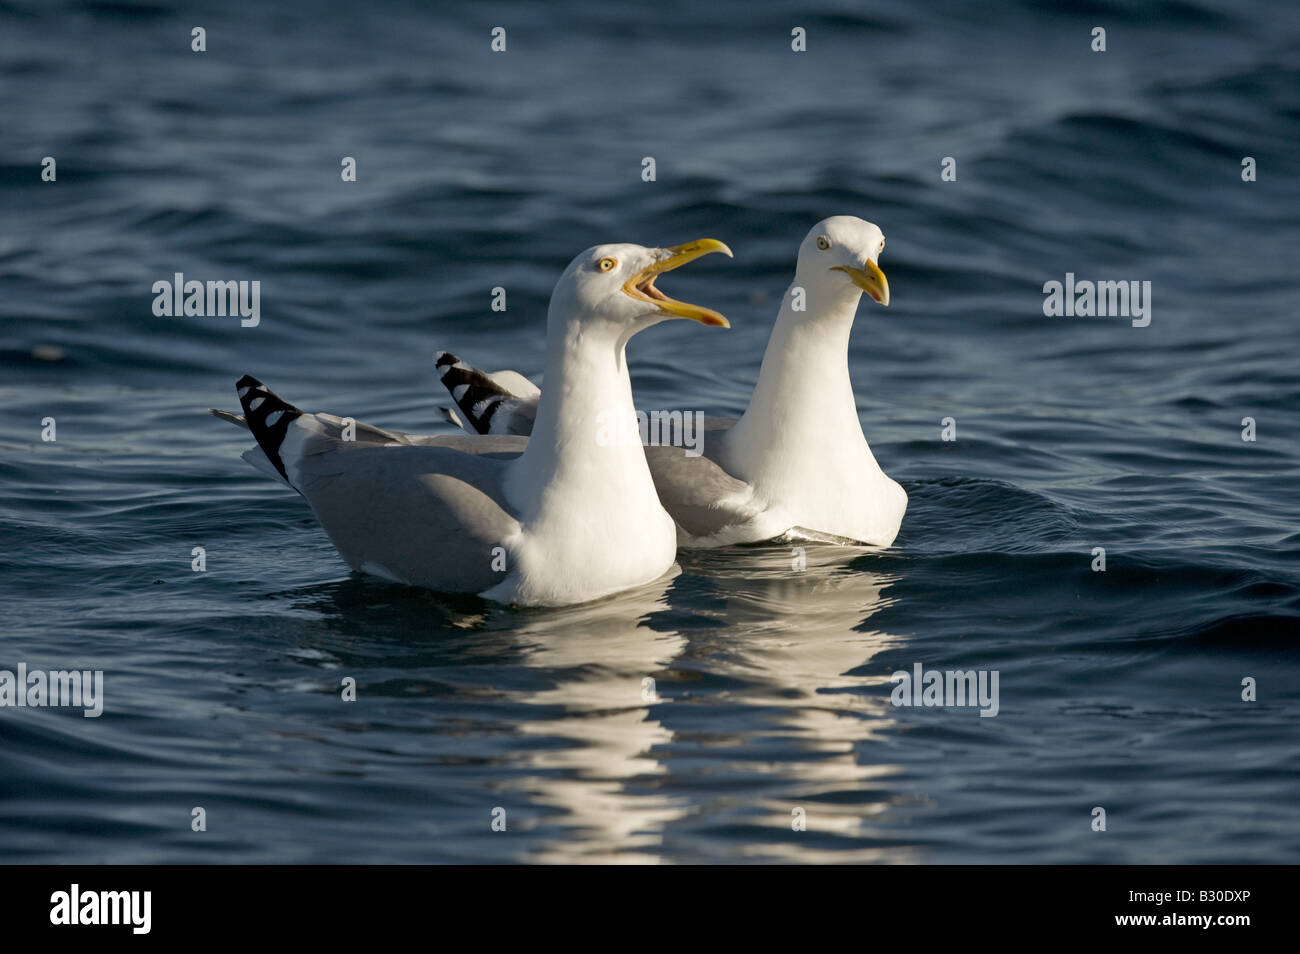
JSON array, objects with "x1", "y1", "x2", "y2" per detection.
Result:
[
  {"x1": 508, "y1": 313, "x2": 670, "y2": 537},
  {"x1": 497, "y1": 309, "x2": 677, "y2": 604},
  {"x1": 722, "y1": 280, "x2": 880, "y2": 490}
]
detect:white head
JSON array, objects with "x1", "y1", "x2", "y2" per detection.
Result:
[
  {"x1": 548, "y1": 240, "x2": 733, "y2": 338},
  {"x1": 793, "y1": 215, "x2": 890, "y2": 308}
]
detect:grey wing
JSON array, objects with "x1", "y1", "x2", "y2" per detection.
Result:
[
  {"x1": 290, "y1": 432, "x2": 523, "y2": 594},
  {"x1": 217, "y1": 376, "x2": 526, "y2": 594},
  {"x1": 209, "y1": 406, "x2": 528, "y2": 476},
  {"x1": 644, "y1": 460, "x2": 761, "y2": 547},
  {"x1": 386, "y1": 430, "x2": 528, "y2": 454},
  {"x1": 644, "y1": 416, "x2": 763, "y2": 539}
]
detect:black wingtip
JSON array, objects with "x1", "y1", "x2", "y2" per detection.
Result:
[
  {"x1": 235, "y1": 375, "x2": 303, "y2": 483},
  {"x1": 434, "y1": 358, "x2": 515, "y2": 435}
]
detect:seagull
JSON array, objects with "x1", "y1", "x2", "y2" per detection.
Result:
[
  {"x1": 434, "y1": 216, "x2": 906, "y2": 547},
  {"x1": 210, "y1": 239, "x2": 732, "y2": 605}
]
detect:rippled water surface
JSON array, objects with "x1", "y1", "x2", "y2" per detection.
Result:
[{"x1": 2, "y1": 0, "x2": 1299, "y2": 863}]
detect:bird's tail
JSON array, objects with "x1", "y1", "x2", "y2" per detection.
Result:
[{"x1": 234, "y1": 374, "x2": 303, "y2": 482}]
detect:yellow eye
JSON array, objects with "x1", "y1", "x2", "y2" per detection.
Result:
[
  {"x1": 879, "y1": 239, "x2": 885, "y2": 254},
  {"x1": 816, "y1": 236, "x2": 831, "y2": 250},
  {"x1": 598, "y1": 257, "x2": 617, "y2": 271}
]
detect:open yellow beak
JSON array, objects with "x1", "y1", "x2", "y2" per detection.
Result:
[
  {"x1": 623, "y1": 238, "x2": 733, "y2": 327},
  {"x1": 831, "y1": 259, "x2": 890, "y2": 306}
]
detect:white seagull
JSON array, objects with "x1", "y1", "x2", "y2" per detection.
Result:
[
  {"x1": 211, "y1": 239, "x2": 732, "y2": 605},
  {"x1": 435, "y1": 215, "x2": 906, "y2": 548}
]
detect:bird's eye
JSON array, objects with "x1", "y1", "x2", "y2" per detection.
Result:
[
  {"x1": 598, "y1": 257, "x2": 617, "y2": 271},
  {"x1": 879, "y1": 239, "x2": 885, "y2": 254},
  {"x1": 816, "y1": 236, "x2": 831, "y2": 251}
]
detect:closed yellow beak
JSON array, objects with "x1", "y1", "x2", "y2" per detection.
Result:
[
  {"x1": 831, "y1": 259, "x2": 890, "y2": 306},
  {"x1": 623, "y1": 238, "x2": 733, "y2": 327}
]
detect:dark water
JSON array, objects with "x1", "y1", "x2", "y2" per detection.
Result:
[{"x1": 3, "y1": 0, "x2": 1299, "y2": 863}]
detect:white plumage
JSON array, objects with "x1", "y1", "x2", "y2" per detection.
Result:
[{"x1": 436, "y1": 216, "x2": 907, "y2": 548}]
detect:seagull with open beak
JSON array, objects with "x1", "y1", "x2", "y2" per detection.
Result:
[{"x1": 211, "y1": 239, "x2": 733, "y2": 605}]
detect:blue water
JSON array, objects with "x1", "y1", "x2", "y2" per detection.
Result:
[{"x1": 3, "y1": 0, "x2": 1299, "y2": 863}]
